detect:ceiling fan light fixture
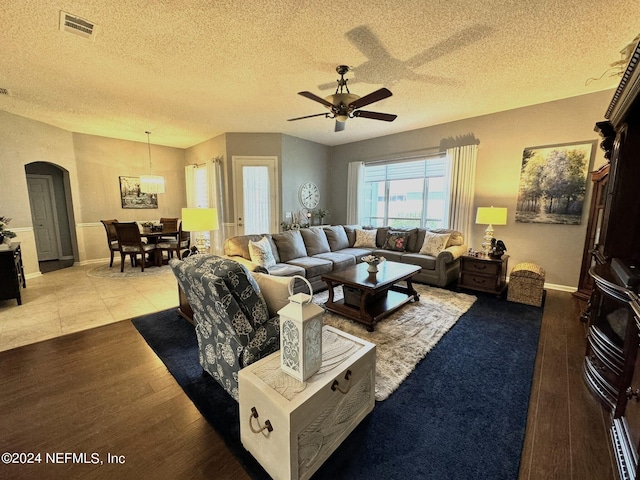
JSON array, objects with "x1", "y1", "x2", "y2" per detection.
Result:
[
  {"x1": 325, "y1": 93, "x2": 360, "y2": 107},
  {"x1": 288, "y1": 65, "x2": 396, "y2": 131},
  {"x1": 139, "y1": 131, "x2": 165, "y2": 194}
]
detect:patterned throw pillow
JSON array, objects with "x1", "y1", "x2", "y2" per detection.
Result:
[
  {"x1": 353, "y1": 228, "x2": 377, "y2": 248},
  {"x1": 248, "y1": 236, "x2": 276, "y2": 268},
  {"x1": 383, "y1": 231, "x2": 411, "y2": 252},
  {"x1": 419, "y1": 231, "x2": 452, "y2": 256}
]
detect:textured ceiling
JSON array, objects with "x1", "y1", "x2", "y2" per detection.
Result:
[{"x1": 0, "y1": 0, "x2": 638, "y2": 148}]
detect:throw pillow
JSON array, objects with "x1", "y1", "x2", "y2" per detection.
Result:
[
  {"x1": 248, "y1": 236, "x2": 276, "y2": 268},
  {"x1": 429, "y1": 228, "x2": 463, "y2": 247},
  {"x1": 252, "y1": 272, "x2": 294, "y2": 318},
  {"x1": 353, "y1": 228, "x2": 377, "y2": 248},
  {"x1": 323, "y1": 226, "x2": 349, "y2": 251},
  {"x1": 419, "y1": 231, "x2": 452, "y2": 256},
  {"x1": 300, "y1": 228, "x2": 330, "y2": 255},
  {"x1": 271, "y1": 230, "x2": 308, "y2": 262},
  {"x1": 383, "y1": 231, "x2": 411, "y2": 252}
]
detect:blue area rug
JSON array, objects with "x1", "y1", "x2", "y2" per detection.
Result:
[{"x1": 132, "y1": 293, "x2": 542, "y2": 479}]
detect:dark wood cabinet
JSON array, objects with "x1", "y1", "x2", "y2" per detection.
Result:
[
  {"x1": 584, "y1": 265, "x2": 636, "y2": 412},
  {"x1": 614, "y1": 302, "x2": 640, "y2": 480},
  {"x1": 584, "y1": 40, "x2": 640, "y2": 480},
  {"x1": 574, "y1": 164, "x2": 609, "y2": 301},
  {"x1": 0, "y1": 243, "x2": 26, "y2": 305},
  {"x1": 458, "y1": 254, "x2": 508, "y2": 295}
]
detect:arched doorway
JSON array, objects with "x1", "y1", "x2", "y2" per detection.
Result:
[{"x1": 24, "y1": 162, "x2": 77, "y2": 273}]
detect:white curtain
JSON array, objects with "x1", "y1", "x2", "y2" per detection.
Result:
[
  {"x1": 346, "y1": 161, "x2": 364, "y2": 225},
  {"x1": 206, "y1": 157, "x2": 226, "y2": 255},
  {"x1": 446, "y1": 144, "x2": 477, "y2": 245},
  {"x1": 184, "y1": 165, "x2": 197, "y2": 208},
  {"x1": 184, "y1": 165, "x2": 197, "y2": 249}
]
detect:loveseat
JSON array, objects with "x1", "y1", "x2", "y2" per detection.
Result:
[{"x1": 224, "y1": 225, "x2": 467, "y2": 291}]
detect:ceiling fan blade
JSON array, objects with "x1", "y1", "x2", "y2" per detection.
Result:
[
  {"x1": 335, "y1": 120, "x2": 346, "y2": 132},
  {"x1": 287, "y1": 113, "x2": 328, "y2": 121},
  {"x1": 353, "y1": 110, "x2": 397, "y2": 122},
  {"x1": 298, "y1": 91, "x2": 335, "y2": 109},
  {"x1": 349, "y1": 88, "x2": 392, "y2": 109}
]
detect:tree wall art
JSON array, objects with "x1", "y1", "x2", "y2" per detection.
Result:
[{"x1": 516, "y1": 141, "x2": 595, "y2": 224}]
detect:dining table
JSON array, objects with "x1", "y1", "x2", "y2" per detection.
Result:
[{"x1": 140, "y1": 227, "x2": 179, "y2": 266}]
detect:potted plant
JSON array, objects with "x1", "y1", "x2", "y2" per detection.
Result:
[
  {"x1": 0, "y1": 216, "x2": 17, "y2": 245},
  {"x1": 315, "y1": 208, "x2": 329, "y2": 225},
  {"x1": 140, "y1": 221, "x2": 154, "y2": 233}
]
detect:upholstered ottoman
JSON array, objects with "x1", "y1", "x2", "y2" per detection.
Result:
[{"x1": 507, "y1": 263, "x2": 546, "y2": 307}]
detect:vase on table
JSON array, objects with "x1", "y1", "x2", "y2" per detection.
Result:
[{"x1": 362, "y1": 254, "x2": 385, "y2": 274}]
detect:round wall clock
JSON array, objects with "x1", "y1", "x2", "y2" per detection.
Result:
[{"x1": 299, "y1": 181, "x2": 320, "y2": 209}]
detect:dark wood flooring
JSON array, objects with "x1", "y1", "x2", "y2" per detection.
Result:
[{"x1": 0, "y1": 290, "x2": 615, "y2": 479}]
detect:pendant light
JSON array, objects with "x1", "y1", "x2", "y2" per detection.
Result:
[{"x1": 139, "y1": 131, "x2": 165, "y2": 194}]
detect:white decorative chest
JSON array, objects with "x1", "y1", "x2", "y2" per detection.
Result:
[{"x1": 239, "y1": 325, "x2": 376, "y2": 480}]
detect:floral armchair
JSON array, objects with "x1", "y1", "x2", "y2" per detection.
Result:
[{"x1": 169, "y1": 254, "x2": 288, "y2": 401}]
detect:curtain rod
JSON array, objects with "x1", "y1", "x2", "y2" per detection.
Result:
[
  {"x1": 189, "y1": 157, "x2": 223, "y2": 168},
  {"x1": 362, "y1": 146, "x2": 444, "y2": 166}
]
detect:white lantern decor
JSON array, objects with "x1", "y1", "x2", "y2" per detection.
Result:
[{"x1": 277, "y1": 277, "x2": 324, "y2": 382}]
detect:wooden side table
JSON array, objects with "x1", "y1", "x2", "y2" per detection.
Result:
[
  {"x1": 0, "y1": 242, "x2": 26, "y2": 305},
  {"x1": 458, "y1": 254, "x2": 509, "y2": 296},
  {"x1": 177, "y1": 283, "x2": 194, "y2": 324}
]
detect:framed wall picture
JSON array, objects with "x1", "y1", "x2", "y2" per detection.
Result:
[
  {"x1": 119, "y1": 176, "x2": 158, "y2": 209},
  {"x1": 515, "y1": 141, "x2": 595, "y2": 224}
]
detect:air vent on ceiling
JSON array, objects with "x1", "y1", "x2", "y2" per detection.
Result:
[{"x1": 59, "y1": 11, "x2": 97, "y2": 41}]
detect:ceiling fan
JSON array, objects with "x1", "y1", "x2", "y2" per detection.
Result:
[{"x1": 287, "y1": 65, "x2": 397, "y2": 132}]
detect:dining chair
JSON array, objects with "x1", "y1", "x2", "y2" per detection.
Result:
[
  {"x1": 157, "y1": 223, "x2": 190, "y2": 263},
  {"x1": 159, "y1": 217, "x2": 179, "y2": 241},
  {"x1": 159, "y1": 217, "x2": 179, "y2": 230},
  {"x1": 114, "y1": 222, "x2": 157, "y2": 272},
  {"x1": 100, "y1": 219, "x2": 119, "y2": 267}
]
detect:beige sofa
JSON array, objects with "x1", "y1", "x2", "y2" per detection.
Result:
[{"x1": 223, "y1": 225, "x2": 466, "y2": 291}]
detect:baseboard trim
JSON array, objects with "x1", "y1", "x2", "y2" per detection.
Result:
[
  {"x1": 506, "y1": 275, "x2": 576, "y2": 294},
  {"x1": 543, "y1": 282, "x2": 577, "y2": 293},
  {"x1": 77, "y1": 257, "x2": 112, "y2": 266}
]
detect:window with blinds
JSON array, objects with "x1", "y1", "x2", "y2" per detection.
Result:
[{"x1": 362, "y1": 156, "x2": 448, "y2": 228}]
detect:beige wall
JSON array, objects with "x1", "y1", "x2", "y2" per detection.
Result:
[
  {"x1": 0, "y1": 112, "x2": 79, "y2": 275},
  {"x1": 0, "y1": 112, "x2": 186, "y2": 275},
  {"x1": 72, "y1": 133, "x2": 186, "y2": 264},
  {"x1": 329, "y1": 90, "x2": 614, "y2": 289}
]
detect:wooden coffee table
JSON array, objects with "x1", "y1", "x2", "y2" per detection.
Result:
[{"x1": 321, "y1": 261, "x2": 421, "y2": 331}]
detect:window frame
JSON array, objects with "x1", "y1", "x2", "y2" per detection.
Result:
[{"x1": 361, "y1": 154, "x2": 448, "y2": 229}]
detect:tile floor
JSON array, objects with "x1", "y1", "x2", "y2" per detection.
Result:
[{"x1": 0, "y1": 262, "x2": 179, "y2": 352}]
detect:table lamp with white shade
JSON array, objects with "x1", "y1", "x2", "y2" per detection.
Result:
[
  {"x1": 475, "y1": 206, "x2": 507, "y2": 254},
  {"x1": 181, "y1": 207, "x2": 219, "y2": 254}
]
